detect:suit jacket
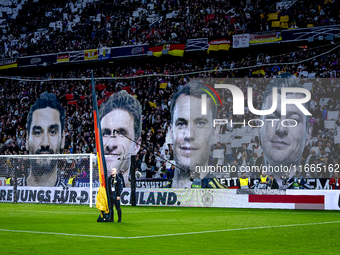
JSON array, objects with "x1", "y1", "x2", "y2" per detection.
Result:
[
  {"x1": 145, "y1": 154, "x2": 156, "y2": 167},
  {"x1": 269, "y1": 178, "x2": 279, "y2": 189},
  {"x1": 108, "y1": 175, "x2": 123, "y2": 199}
]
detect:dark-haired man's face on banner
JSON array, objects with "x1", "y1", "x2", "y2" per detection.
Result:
[
  {"x1": 101, "y1": 108, "x2": 139, "y2": 176},
  {"x1": 171, "y1": 94, "x2": 218, "y2": 173},
  {"x1": 26, "y1": 95, "x2": 66, "y2": 187},
  {"x1": 27, "y1": 107, "x2": 64, "y2": 156}
]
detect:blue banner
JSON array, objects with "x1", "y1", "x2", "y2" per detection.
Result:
[
  {"x1": 282, "y1": 25, "x2": 340, "y2": 42},
  {"x1": 99, "y1": 48, "x2": 111, "y2": 60},
  {"x1": 111, "y1": 44, "x2": 149, "y2": 58},
  {"x1": 69, "y1": 51, "x2": 85, "y2": 62},
  {"x1": 74, "y1": 178, "x2": 100, "y2": 188},
  {"x1": 185, "y1": 38, "x2": 209, "y2": 51},
  {"x1": 19, "y1": 54, "x2": 57, "y2": 67}
]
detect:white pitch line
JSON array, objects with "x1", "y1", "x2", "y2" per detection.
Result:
[
  {"x1": 1, "y1": 221, "x2": 340, "y2": 239},
  {"x1": 0, "y1": 209, "x2": 187, "y2": 215},
  {"x1": 0, "y1": 208, "x2": 339, "y2": 216}
]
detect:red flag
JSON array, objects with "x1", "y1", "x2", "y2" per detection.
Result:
[
  {"x1": 67, "y1": 100, "x2": 77, "y2": 105},
  {"x1": 205, "y1": 14, "x2": 215, "y2": 22},
  {"x1": 66, "y1": 94, "x2": 74, "y2": 100},
  {"x1": 97, "y1": 84, "x2": 107, "y2": 91},
  {"x1": 122, "y1": 86, "x2": 131, "y2": 93}
]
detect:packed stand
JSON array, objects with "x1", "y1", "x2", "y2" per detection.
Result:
[{"x1": 1, "y1": 0, "x2": 339, "y2": 58}]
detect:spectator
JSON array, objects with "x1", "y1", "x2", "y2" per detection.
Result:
[
  {"x1": 167, "y1": 164, "x2": 175, "y2": 180},
  {"x1": 238, "y1": 172, "x2": 249, "y2": 189},
  {"x1": 268, "y1": 174, "x2": 279, "y2": 189}
]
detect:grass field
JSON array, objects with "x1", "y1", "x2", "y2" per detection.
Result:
[{"x1": 0, "y1": 203, "x2": 340, "y2": 255}]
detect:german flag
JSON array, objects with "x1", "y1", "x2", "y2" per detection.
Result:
[
  {"x1": 91, "y1": 72, "x2": 111, "y2": 222},
  {"x1": 149, "y1": 46, "x2": 163, "y2": 57},
  {"x1": 207, "y1": 39, "x2": 231, "y2": 54},
  {"x1": 168, "y1": 44, "x2": 185, "y2": 57}
]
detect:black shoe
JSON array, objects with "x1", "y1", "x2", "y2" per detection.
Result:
[
  {"x1": 97, "y1": 212, "x2": 111, "y2": 222},
  {"x1": 117, "y1": 219, "x2": 121, "y2": 222},
  {"x1": 97, "y1": 215, "x2": 109, "y2": 222}
]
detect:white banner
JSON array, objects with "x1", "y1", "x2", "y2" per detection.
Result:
[
  {"x1": 1, "y1": 187, "x2": 339, "y2": 210},
  {"x1": 0, "y1": 186, "x2": 90, "y2": 204},
  {"x1": 118, "y1": 188, "x2": 340, "y2": 210},
  {"x1": 276, "y1": 1, "x2": 294, "y2": 11},
  {"x1": 233, "y1": 34, "x2": 249, "y2": 48},
  {"x1": 327, "y1": 111, "x2": 338, "y2": 121},
  {"x1": 0, "y1": 177, "x2": 5, "y2": 186}
]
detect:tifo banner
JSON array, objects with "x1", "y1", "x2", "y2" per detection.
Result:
[
  {"x1": 0, "y1": 186, "x2": 90, "y2": 204},
  {"x1": 19, "y1": 54, "x2": 57, "y2": 67},
  {"x1": 233, "y1": 34, "x2": 250, "y2": 48},
  {"x1": 281, "y1": 25, "x2": 340, "y2": 42},
  {"x1": 249, "y1": 32, "x2": 282, "y2": 44},
  {"x1": 207, "y1": 39, "x2": 231, "y2": 53},
  {"x1": 185, "y1": 38, "x2": 209, "y2": 51},
  {"x1": 57, "y1": 53, "x2": 69, "y2": 63},
  {"x1": 176, "y1": 78, "x2": 340, "y2": 191},
  {"x1": 84, "y1": 49, "x2": 98, "y2": 60},
  {"x1": 99, "y1": 48, "x2": 111, "y2": 60},
  {"x1": 69, "y1": 51, "x2": 85, "y2": 62},
  {"x1": 111, "y1": 44, "x2": 149, "y2": 58},
  {"x1": 0, "y1": 58, "x2": 18, "y2": 70}
]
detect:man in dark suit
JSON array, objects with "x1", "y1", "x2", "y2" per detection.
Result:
[
  {"x1": 145, "y1": 151, "x2": 156, "y2": 172},
  {"x1": 118, "y1": 170, "x2": 125, "y2": 188},
  {"x1": 268, "y1": 174, "x2": 279, "y2": 189},
  {"x1": 108, "y1": 168, "x2": 123, "y2": 222}
]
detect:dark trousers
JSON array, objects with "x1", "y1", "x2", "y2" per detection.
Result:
[{"x1": 109, "y1": 196, "x2": 121, "y2": 222}]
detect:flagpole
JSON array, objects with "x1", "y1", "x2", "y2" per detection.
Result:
[{"x1": 91, "y1": 70, "x2": 111, "y2": 221}]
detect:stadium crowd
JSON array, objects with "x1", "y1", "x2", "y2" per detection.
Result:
[
  {"x1": 0, "y1": 39, "x2": 340, "y2": 181},
  {"x1": 0, "y1": 0, "x2": 339, "y2": 58}
]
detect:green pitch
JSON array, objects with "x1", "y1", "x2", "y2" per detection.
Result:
[{"x1": 0, "y1": 204, "x2": 339, "y2": 255}]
